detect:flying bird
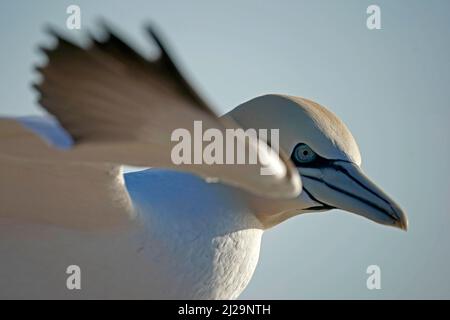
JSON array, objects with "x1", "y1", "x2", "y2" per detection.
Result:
[{"x1": 0, "y1": 23, "x2": 407, "y2": 299}]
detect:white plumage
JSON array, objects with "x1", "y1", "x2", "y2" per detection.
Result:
[{"x1": 0, "y1": 24, "x2": 407, "y2": 299}]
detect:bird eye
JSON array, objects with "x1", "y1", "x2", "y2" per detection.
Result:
[{"x1": 293, "y1": 143, "x2": 317, "y2": 164}]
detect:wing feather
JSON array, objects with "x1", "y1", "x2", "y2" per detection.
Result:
[
  {"x1": 24, "y1": 23, "x2": 301, "y2": 198},
  {"x1": 0, "y1": 118, "x2": 134, "y2": 229}
]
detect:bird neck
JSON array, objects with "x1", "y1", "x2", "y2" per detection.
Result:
[{"x1": 239, "y1": 189, "x2": 315, "y2": 229}]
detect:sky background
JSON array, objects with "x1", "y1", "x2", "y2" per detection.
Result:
[{"x1": 1, "y1": 0, "x2": 449, "y2": 299}]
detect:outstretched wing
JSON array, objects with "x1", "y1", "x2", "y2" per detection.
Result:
[
  {"x1": 31, "y1": 23, "x2": 300, "y2": 198},
  {"x1": 0, "y1": 117, "x2": 135, "y2": 229}
]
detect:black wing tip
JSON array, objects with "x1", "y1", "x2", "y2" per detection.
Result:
[
  {"x1": 33, "y1": 63, "x2": 45, "y2": 73},
  {"x1": 37, "y1": 45, "x2": 52, "y2": 56},
  {"x1": 146, "y1": 23, "x2": 159, "y2": 38},
  {"x1": 96, "y1": 18, "x2": 123, "y2": 42},
  {"x1": 31, "y1": 82, "x2": 42, "y2": 93},
  {"x1": 43, "y1": 24, "x2": 82, "y2": 49},
  {"x1": 146, "y1": 24, "x2": 166, "y2": 51},
  {"x1": 96, "y1": 17, "x2": 112, "y2": 32},
  {"x1": 43, "y1": 24, "x2": 60, "y2": 37}
]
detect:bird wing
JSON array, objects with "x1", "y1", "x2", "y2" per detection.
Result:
[
  {"x1": 0, "y1": 117, "x2": 135, "y2": 229},
  {"x1": 31, "y1": 23, "x2": 300, "y2": 198}
]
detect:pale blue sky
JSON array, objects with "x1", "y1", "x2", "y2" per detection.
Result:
[{"x1": 1, "y1": 0, "x2": 450, "y2": 298}]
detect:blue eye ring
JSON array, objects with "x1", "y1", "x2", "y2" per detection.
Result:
[{"x1": 293, "y1": 143, "x2": 317, "y2": 164}]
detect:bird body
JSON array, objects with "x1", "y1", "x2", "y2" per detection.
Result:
[
  {"x1": 125, "y1": 169, "x2": 264, "y2": 299},
  {"x1": 0, "y1": 164, "x2": 263, "y2": 299},
  {"x1": 0, "y1": 116, "x2": 264, "y2": 299}
]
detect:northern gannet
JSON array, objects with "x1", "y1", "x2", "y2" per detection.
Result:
[{"x1": 0, "y1": 24, "x2": 407, "y2": 299}]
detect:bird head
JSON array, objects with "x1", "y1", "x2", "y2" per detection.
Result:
[{"x1": 227, "y1": 94, "x2": 408, "y2": 230}]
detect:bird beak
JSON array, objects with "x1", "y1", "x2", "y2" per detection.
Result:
[{"x1": 301, "y1": 161, "x2": 408, "y2": 230}]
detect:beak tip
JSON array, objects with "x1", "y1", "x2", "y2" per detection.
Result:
[
  {"x1": 394, "y1": 210, "x2": 408, "y2": 231},
  {"x1": 400, "y1": 218, "x2": 408, "y2": 231},
  {"x1": 398, "y1": 222, "x2": 408, "y2": 232}
]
